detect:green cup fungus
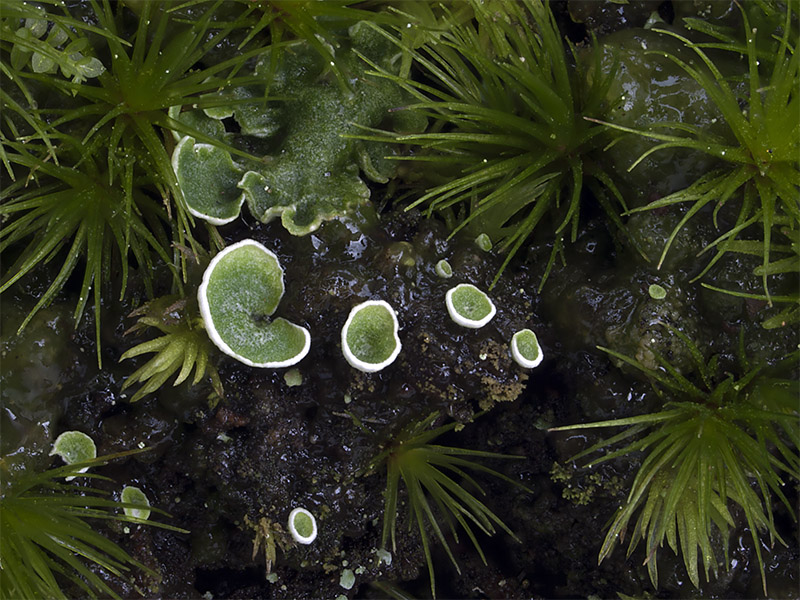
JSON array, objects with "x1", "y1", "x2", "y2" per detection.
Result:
[
  {"x1": 121, "y1": 486, "x2": 151, "y2": 521},
  {"x1": 49, "y1": 431, "x2": 96, "y2": 481},
  {"x1": 445, "y1": 284, "x2": 496, "y2": 329},
  {"x1": 171, "y1": 136, "x2": 245, "y2": 225},
  {"x1": 435, "y1": 259, "x2": 453, "y2": 279},
  {"x1": 648, "y1": 283, "x2": 667, "y2": 300},
  {"x1": 288, "y1": 508, "x2": 317, "y2": 545},
  {"x1": 511, "y1": 328, "x2": 544, "y2": 369},
  {"x1": 198, "y1": 240, "x2": 311, "y2": 368},
  {"x1": 341, "y1": 300, "x2": 402, "y2": 373}
]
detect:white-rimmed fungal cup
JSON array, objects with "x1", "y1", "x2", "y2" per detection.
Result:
[
  {"x1": 435, "y1": 259, "x2": 453, "y2": 278},
  {"x1": 172, "y1": 136, "x2": 245, "y2": 225},
  {"x1": 121, "y1": 486, "x2": 151, "y2": 520},
  {"x1": 445, "y1": 284, "x2": 496, "y2": 328},
  {"x1": 288, "y1": 508, "x2": 317, "y2": 544},
  {"x1": 511, "y1": 328, "x2": 544, "y2": 369},
  {"x1": 341, "y1": 300, "x2": 401, "y2": 373},
  {"x1": 198, "y1": 240, "x2": 311, "y2": 368},
  {"x1": 50, "y1": 431, "x2": 97, "y2": 481}
]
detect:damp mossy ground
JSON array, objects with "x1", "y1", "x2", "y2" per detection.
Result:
[{"x1": 1, "y1": 1, "x2": 798, "y2": 598}]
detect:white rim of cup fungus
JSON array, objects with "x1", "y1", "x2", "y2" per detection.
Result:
[
  {"x1": 198, "y1": 239, "x2": 311, "y2": 368},
  {"x1": 288, "y1": 507, "x2": 318, "y2": 544},
  {"x1": 341, "y1": 300, "x2": 402, "y2": 373},
  {"x1": 445, "y1": 283, "x2": 496, "y2": 329}
]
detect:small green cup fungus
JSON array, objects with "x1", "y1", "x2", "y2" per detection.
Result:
[
  {"x1": 284, "y1": 368, "x2": 303, "y2": 387},
  {"x1": 511, "y1": 328, "x2": 544, "y2": 369},
  {"x1": 435, "y1": 259, "x2": 453, "y2": 278},
  {"x1": 341, "y1": 300, "x2": 402, "y2": 373},
  {"x1": 474, "y1": 233, "x2": 493, "y2": 252},
  {"x1": 648, "y1": 283, "x2": 667, "y2": 300},
  {"x1": 288, "y1": 507, "x2": 317, "y2": 544},
  {"x1": 198, "y1": 239, "x2": 311, "y2": 368},
  {"x1": 339, "y1": 568, "x2": 356, "y2": 590},
  {"x1": 49, "y1": 430, "x2": 96, "y2": 480},
  {"x1": 445, "y1": 284, "x2": 496, "y2": 328},
  {"x1": 121, "y1": 485, "x2": 151, "y2": 520}
]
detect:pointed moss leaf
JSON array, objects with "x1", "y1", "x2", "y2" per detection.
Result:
[
  {"x1": 198, "y1": 240, "x2": 310, "y2": 368},
  {"x1": 172, "y1": 136, "x2": 245, "y2": 225},
  {"x1": 446, "y1": 284, "x2": 496, "y2": 329},
  {"x1": 341, "y1": 300, "x2": 401, "y2": 373},
  {"x1": 511, "y1": 328, "x2": 544, "y2": 369},
  {"x1": 121, "y1": 486, "x2": 151, "y2": 520}
]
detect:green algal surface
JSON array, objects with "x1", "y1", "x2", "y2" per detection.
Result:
[
  {"x1": 292, "y1": 511, "x2": 314, "y2": 538},
  {"x1": 514, "y1": 329, "x2": 541, "y2": 362}
]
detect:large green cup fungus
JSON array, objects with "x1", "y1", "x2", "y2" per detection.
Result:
[
  {"x1": 341, "y1": 300, "x2": 402, "y2": 373},
  {"x1": 445, "y1": 284, "x2": 496, "y2": 329},
  {"x1": 198, "y1": 240, "x2": 311, "y2": 368}
]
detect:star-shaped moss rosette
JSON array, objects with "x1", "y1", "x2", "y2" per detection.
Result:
[
  {"x1": 198, "y1": 240, "x2": 310, "y2": 368},
  {"x1": 341, "y1": 300, "x2": 402, "y2": 373},
  {"x1": 171, "y1": 21, "x2": 426, "y2": 235}
]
